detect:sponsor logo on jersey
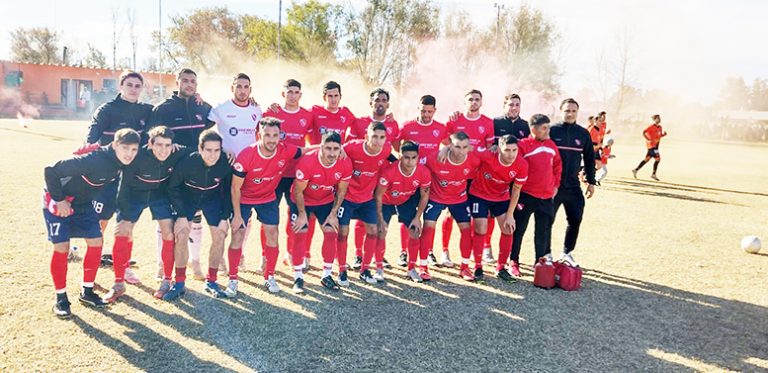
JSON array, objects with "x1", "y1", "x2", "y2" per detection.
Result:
[
  {"x1": 252, "y1": 177, "x2": 263, "y2": 184},
  {"x1": 229, "y1": 127, "x2": 238, "y2": 136}
]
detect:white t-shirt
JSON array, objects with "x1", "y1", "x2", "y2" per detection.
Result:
[{"x1": 208, "y1": 99, "x2": 263, "y2": 156}]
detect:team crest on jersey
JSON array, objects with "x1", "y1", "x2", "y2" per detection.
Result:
[
  {"x1": 196, "y1": 114, "x2": 203, "y2": 121},
  {"x1": 412, "y1": 180, "x2": 420, "y2": 187},
  {"x1": 299, "y1": 118, "x2": 307, "y2": 127},
  {"x1": 479, "y1": 127, "x2": 486, "y2": 134},
  {"x1": 234, "y1": 163, "x2": 244, "y2": 172},
  {"x1": 277, "y1": 160, "x2": 286, "y2": 168},
  {"x1": 386, "y1": 128, "x2": 392, "y2": 133},
  {"x1": 140, "y1": 119, "x2": 145, "y2": 126},
  {"x1": 168, "y1": 167, "x2": 173, "y2": 173},
  {"x1": 334, "y1": 172, "x2": 342, "y2": 180},
  {"x1": 378, "y1": 160, "x2": 385, "y2": 166},
  {"x1": 229, "y1": 127, "x2": 239, "y2": 136},
  {"x1": 575, "y1": 139, "x2": 581, "y2": 146},
  {"x1": 252, "y1": 114, "x2": 259, "y2": 121},
  {"x1": 519, "y1": 130, "x2": 525, "y2": 137},
  {"x1": 517, "y1": 203, "x2": 524, "y2": 211},
  {"x1": 214, "y1": 178, "x2": 221, "y2": 183},
  {"x1": 463, "y1": 168, "x2": 470, "y2": 175},
  {"x1": 432, "y1": 130, "x2": 440, "y2": 137},
  {"x1": 509, "y1": 171, "x2": 517, "y2": 178},
  {"x1": 340, "y1": 116, "x2": 347, "y2": 123}
]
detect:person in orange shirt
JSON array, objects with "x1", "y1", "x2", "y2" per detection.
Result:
[{"x1": 632, "y1": 114, "x2": 667, "y2": 181}]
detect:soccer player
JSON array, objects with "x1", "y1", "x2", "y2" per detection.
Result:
[
  {"x1": 290, "y1": 132, "x2": 353, "y2": 293},
  {"x1": 444, "y1": 89, "x2": 495, "y2": 266},
  {"x1": 399, "y1": 95, "x2": 450, "y2": 266},
  {"x1": 338, "y1": 122, "x2": 394, "y2": 283},
  {"x1": 263, "y1": 79, "x2": 314, "y2": 269},
  {"x1": 149, "y1": 68, "x2": 214, "y2": 280},
  {"x1": 421, "y1": 131, "x2": 480, "y2": 281},
  {"x1": 164, "y1": 130, "x2": 233, "y2": 299},
  {"x1": 596, "y1": 137, "x2": 615, "y2": 183},
  {"x1": 83, "y1": 70, "x2": 152, "y2": 276},
  {"x1": 348, "y1": 88, "x2": 400, "y2": 269},
  {"x1": 550, "y1": 98, "x2": 596, "y2": 267},
  {"x1": 44, "y1": 128, "x2": 141, "y2": 318},
  {"x1": 468, "y1": 134, "x2": 528, "y2": 281},
  {"x1": 632, "y1": 114, "x2": 667, "y2": 181},
  {"x1": 208, "y1": 73, "x2": 263, "y2": 272},
  {"x1": 375, "y1": 141, "x2": 431, "y2": 282},
  {"x1": 511, "y1": 114, "x2": 562, "y2": 276},
  {"x1": 587, "y1": 114, "x2": 605, "y2": 178},
  {"x1": 227, "y1": 117, "x2": 314, "y2": 296},
  {"x1": 309, "y1": 81, "x2": 356, "y2": 145},
  {"x1": 104, "y1": 126, "x2": 193, "y2": 302}
]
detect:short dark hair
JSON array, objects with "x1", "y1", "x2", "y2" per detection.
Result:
[
  {"x1": 232, "y1": 73, "x2": 251, "y2": 84},
  {"x1": 504, "y1": 93, "x2": 521, "y2": 103},
  {"x1": 529, "y1": 114, "x2": 551, "y2": 127},
  {"x1": 259, "y1": 117, "x2": 282, "y2": 130},
  {"x1": 499, "y1": 134, "x2": 518, "y2": 147},
  {"x1": 465, "y1": 89, "x2": 483, "y2": 98},
  {"x1": 420, "y1": 95, "x2": 436, "y2": 106},
  {"x1": 588, "y1": 115, "x2": 595, "y2": 121},
  {"x1": 560, "y1": 98, "x2": 579, "y2": 109},
  {"x1": 177, "y1": 68, "x2": 197, "y2": 80},
  {"x1": 370, "y1": 87, "x2": 390, "y2": 101},
  {"x1": 368, "y1": 121, "x2": 387, "y2": 133},
  {"x1": 323, "y1": 81, "x2": 341, "y2": 95},
  {"x1": 199, "y1": 129, "x2": 222, "y2": 147},
  {"x1": 148, "y1": 126, "x2": 175, "y2": 142},
  {"x1": 284, "y1": 79, "x2": 301, "y2": 90},
  {"x1": 651, "y1": 114, "x2": 661, "y2": 121},
  {"x1": 119, "y1": 70, "x2": 144, "y2": 85},
  {"x1": 401, "y1": 140, "x2": 419, "y2": 154},
  {"x1": 450, "y1": 131, "x2": 470, "y2": 142},
  {"x1": 114, "y1": 128, "x2": 141, "y2": 145},
  {"x1": 321, "y1": 131, "x2": 342, "y2": 145},
  {"x1": 598, "y1": 111, "x2": 606, "y2": 117}
]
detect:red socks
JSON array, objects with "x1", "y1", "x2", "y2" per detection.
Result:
[
  {"x1": 361, "y1": 234, "x2": 376, "y2": 272},
  {"x1": 407, "y1": 236, "x2": 420, "y2": 270},
  {"x1": 497, "y1": 233, "x2": 513, "y2": 271},
  {"x1": 161, "y1": 239, "x2": 175, "y2": 280},
  {"x1": 321, "y1": 231, "x2": 338, "y2": 267},
  {"x1": 175, "y1": 267, "x2": 186, "y2": 283},
  {"x1": 264, "y1": 245, "x2": 279, "y2": 279},
  {"x1": 441, "y1": 217, "x2": 453, "y2": 251},
  {"x1": 354, "y1": 220, "x2": 365, "y2": 257},
  {"x1": 472, "y1": 232, "x2": 485, "y2": 269},
  {"x1": 228, "y1": 247, "x2": 242, "y2": 280},
  {"x1": 336, "y1": 234, "x2": 348, "y2": 272},
  {"x1": 486, "y1": 219, "x2": 495, "y2": 248},
  {"x1": 50, "y1": 251, "x2": 68, "y2": 291},
  {"x1": 458, "y1": 227, "x2": 472, "y2": 263},
  {"x1": 207, "y1": 267, "x2": 217, "y2": 282},
  {"x1": 82, "y1": 245, "x2": 103, "y2": 285},
  {"x1": 375, "y1": 236, "x2": 386, "y2": 270},
  {"x1": 112, "y1": 236, "x2": 130, "y2": 283},
  {"x1": 400, "y1": 224, "x2": 409, "y2": 253},
  {"x1": 293, "y1": 232, "x2": 308, "y2": 267},
  {"x1": 421, "y1": 226, "x2": 436, "y2": 256}
]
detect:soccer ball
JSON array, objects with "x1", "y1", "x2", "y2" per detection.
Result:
[{"x1": 741, "y1": 236, "x2": 762, "y2": 254}]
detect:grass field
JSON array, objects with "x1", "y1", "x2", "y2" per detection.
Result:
[{"x1": 1, "y1": 118, "x2": 767, "y2": 372}]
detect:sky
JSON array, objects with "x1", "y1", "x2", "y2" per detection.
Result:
[{"x1": 1, "y1": 0, "x2": 766, "y2": 104}]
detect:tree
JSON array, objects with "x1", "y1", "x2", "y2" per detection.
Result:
[
  {"x1": 718, "y1": 77, "x2": 749, "y2": 110},
  {"x1": 10, "y1": 27, "x2": 61, "y2": 64},
  {"x1": 345, "y1": 0, "x2": 440, "y2": 86},
  {"x1": 286, "y1": 0, "x2": 345, "y2": 61},
  {"x1": 163, "y1": 7, "x2": 246, "y2": 71},
  {"x1": 127, "y1": 8, "x2": 138, "y2": 70},
  {"x1": 749, "y1": 79, "x2": 768, "y2": 111},
  {"x1": 242, "y1": 15, "x2": 304, "y2": 61},
  {"x1": 81, "y1": 43, "x2": 108, "y2": 68}
]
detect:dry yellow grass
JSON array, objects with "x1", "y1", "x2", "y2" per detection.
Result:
[{"x1": 1, "y1": 119, "x2": 766, "y2": 372}]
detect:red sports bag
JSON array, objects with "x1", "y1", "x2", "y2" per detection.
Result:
[
  {"x1": 554, "y1": 261, "x2": 583, "y2": 291},
  {"x1": 533, "y1": 258, "x2": 556, "y2": 289}
]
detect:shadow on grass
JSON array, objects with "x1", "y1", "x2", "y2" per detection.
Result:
[{"x1": 601, "y1": 178, "x2": 737, "y2": 205}]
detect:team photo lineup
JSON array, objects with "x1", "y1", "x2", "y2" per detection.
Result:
[{"x1": 41, "y1": 67, "x2": 647, "y2": 318}]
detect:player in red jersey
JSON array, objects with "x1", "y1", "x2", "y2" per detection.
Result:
[
  {"x1": 468, "y1": 134, "x2": 528, "y2": 281},
  {"x1": 338, "y1": 122, "x2": 395, "y2": 283},
  {"x1": 398, "y1": 95, "x2": 450, "y2": 266},
  {"x1": 632, "y1": 114, "x2": 667, "y2": 181},
  {"x1": 263, "y1": 79, "x2": 314, "y2": 270},
  {"x1": 290, "y1": 132, "x2": 353, "y2": 293},
  {"x1": 349, "y1": 88, "x2": 400, "y2": 269},
  {"x1": 375, "y1": 141, "x2": 431, "y2": 282},
  {"x1": 227, "y1": 117, "x2": 315, "y2": 296},
  {"x1": 442, "y1": 89, "x2": 496, "y2": 267},
  {"x1": 421, "y1": 131, "x2": 480, "y2": 281},
  {"x1": 309, "y1": 81, "x2": 357, "y2": 145}
]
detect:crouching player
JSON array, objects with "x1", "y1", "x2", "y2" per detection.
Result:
[
  {"x1": 104, "y1": 126, "x2": 192, "y2": 302},
  {"x1": 290, "y1": 132, "x2": 352, "y2": 293},
  {"x1": 468, "y1": 134, "x2": 528, "y2": 282},
  {"x1": 375, "y1": 141, "x2": 431, "y2": 282},
  {"x1": 44, "y1": 128, "x2": 140, "y2": 317},
  {"x1": 228, "y1": 117, "x2": 313, "y2": 296},
  {"x1": 165, "y1": 129, "x2": 233, "y2": 299}
]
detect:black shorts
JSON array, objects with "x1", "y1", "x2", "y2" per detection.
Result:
[
  {"x1": 469, "y1": 194, "x2": 510, "y2": 218},
  {"x1": 275, "y1": 177, "x2": 293, "y2": 204},
  {"x1": 181, "y1": 198, "x2": 228, "y2": 227},
  {"x1": 116, "y1": 196, "x2": 175, "y2": 222},
  {"x1": 289, "y1": 202, "x2": 333, "y2": 230},
  {"x1": 382, "y1": 194, "x2": 419, "y2": 225},
  {"x1": 646, "y1": 147, "x2": 660, "y2": 158}
]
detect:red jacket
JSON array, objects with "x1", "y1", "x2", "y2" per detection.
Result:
[{"x1": 518, "y1": 137, "x2": 562, "y2": 199}]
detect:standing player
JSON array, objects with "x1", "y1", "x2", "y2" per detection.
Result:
[
  {"x1": 309, "y1": 81, "x2": 356, "y2": 145},
  {"x1": 164, "y1": 130, "x2": 232, "y2": 299},
  {"x1": 399, "y1": 95, "x2": 451, "y2": 266},
  {"x1": 44, "y1": 129, "x2": 141, "y2": 317},
  {"x1": 375, "y1": 141, "x2": 431, "y2": 282},
  {"x1": 338, "y1": 122, "x2": 394, "y2": 283},
  {"x1": 421, "y1": 132, "x2": 480, "y2": 281},
  {"x1": 467, "y1": 134, "x2": 528, "y2": 281},
  {"x1": 511, "y1": 114, "x2": 562, "y2": 276},
  {"x1": 208, "y1": 73, "x2": 262, "y2": 272},
  {"x1": 550, "y1": 98, "x2": 596, "y2": 267},
  {"x1": 348, "y1": 88, "x2": 400, "y2": 269},
  {"x1": 149, "y1": 68, "x2": 214, "y2": 280},
  {"x1": 227, "y1": 117, "x2": 313, "y2": 296},
  {"x1": 444, "y1": 90, "x2": 495, "y2": 266},
  {"x1": 263, "y1": 79, "x2": 314, "y2": 269},
  {"x1": 83, "y1": 70, "x2": 152, "y2": 276},
  {"x1": 290, "y1": 132, "x2": 353, "y2": 293},
  {"x1": 632, "y1": 114, "x2": 667, "y2": 181}
]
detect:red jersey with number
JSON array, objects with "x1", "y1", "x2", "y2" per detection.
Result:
[
  {"x1": 263, "y1": 106, "x2": 313, "y2": 177},
  {"x1": 424, "y1": 152, "x2": 480, "y2": 205},
  {"x1": 343, "y1": 139, "x2": 393, "y2": 203},
  {"x1": 291, "y1": 150, "x2": 353, "y2": 206},
  {"x1": 399, "y1": 119, "x2": 450, "y2": 164},
  {"x1": 469, "y1": 151, "x2": 528, "y2": 202},
  {"x1": 347, "y1": 116, "x2": 400, "y2": 143},
  {"x1": 378, "y1": 162, "x2": 431, "y2": 205},
  {"x1": 309, "y1": 105, "x2": 356, "y2": 145},
  {"x1": 446, "y1": 114, "x2": 494, "y2": 152},
  {"x1": 233, "y1": 142, "x2": 301, "y2": 204}
]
